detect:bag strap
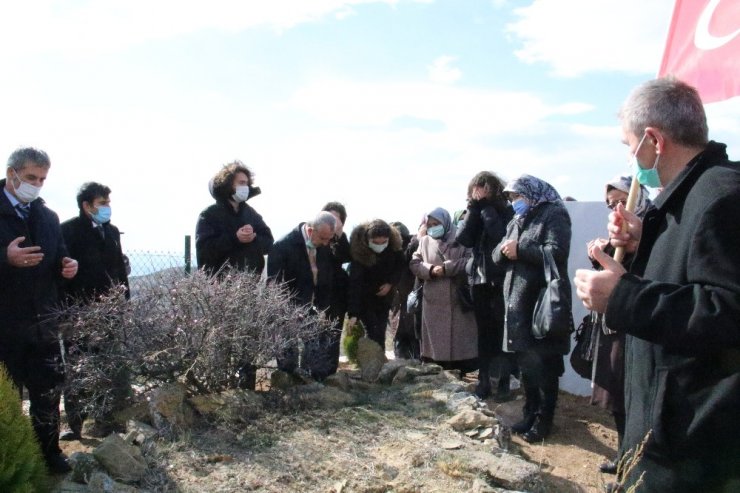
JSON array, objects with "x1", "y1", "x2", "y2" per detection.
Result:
[{"x1": 542, "y1": 247, "x2": 560, "y2": 282}]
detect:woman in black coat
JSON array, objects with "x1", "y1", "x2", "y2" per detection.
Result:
[
  {"x1": 492, "y1": 175, "x2": 571, "y2": 443},
  {"x1": 195, "y1": 161, "x2": 273, "y2": 275},
  {"x1": 347, "y1": 219, "x2": 406, "y2": 349},
  {"x1": 456, "y1": 171, "x2": 514, "y2": 399}
]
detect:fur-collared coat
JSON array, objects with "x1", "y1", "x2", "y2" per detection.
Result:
[
  {"x1": 410, "y1": 235, "x2": 477, "y2": 362},
  {"x1": 347, "y1": 222, "x2": 406, "y2": 318}
]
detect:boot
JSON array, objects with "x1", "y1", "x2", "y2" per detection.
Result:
[
  {"x1": 511, "y1": 413, "x2": 536, "y2": 434},
  {"x1": 475, "y1": 368, "x2": 491, "y2": 399},
  {"x1": 522, "y1": 414, "x2": 553, "y2": 443},
  {"x1": 493, "y1": 375, "x2": 512, "y2": 402}
]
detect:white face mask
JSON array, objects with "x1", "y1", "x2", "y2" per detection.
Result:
[
  {"x1": 12, "y1": 170, "x2": 42, "y2": 203},
  {"x1": 232, "y1": 185, "x2": 250, "y2": 203},
  {"x1": 368, "y1": 241, "x2": 388, "y2": 254}
]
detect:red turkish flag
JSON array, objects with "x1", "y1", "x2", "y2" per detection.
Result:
[{"x1": 659, "y1": 0, "x2": 740, "y2": 103}]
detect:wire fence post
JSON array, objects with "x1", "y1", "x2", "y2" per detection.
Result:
[{"x1": 184, "y1": 235, "x2": 192, "y2": 274}]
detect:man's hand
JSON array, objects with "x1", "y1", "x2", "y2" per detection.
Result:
[
  {"x1": 236, "y1": 224, "x2": 256, "y2": 244},
  {"x1": 587, "y1": 238, "x2": 609, "y2": 261},
  {"x1": 61, "y1": 257, "x2": 78, "y2": 279},
  {"x1": 6, "y1": 236, "x2": 44, "y2": 268},
  {"x1": 608, "y1": 203, "x2": 642, "y2": 253},
  {"x1": 574, "y1": 247, "x2": 626, "y2": 313},
  {"x1": 376, "y1": 283, "x2": 392, "y2": 297},
  {"x1": 500, "y1": 239, "x2": 518, "y2": 260},
  {"x1": 430, "y1": 265, "x2": 444, "y2": 278}
]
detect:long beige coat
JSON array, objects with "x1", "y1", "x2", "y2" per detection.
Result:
[{"x1": 410, "y1": 236, "x2": 477, "y2": 362}]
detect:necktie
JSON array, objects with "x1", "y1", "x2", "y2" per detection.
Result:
[
  {"x1": 308, "y1": 247, "x2": 318, "y2": 286},
  {"x1": 15, "y1": 203, "x2": 30, "y2": 221}
]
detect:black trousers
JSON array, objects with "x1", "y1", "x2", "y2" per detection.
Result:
[
  {"x1": 517, "y1": 349, "x2": 563, "y2": 418},
  {"x1": 472, "y1": 284, "x2": 516, "y2": 379},
  {"x1": 360, "y1": 303, "x2": 390, "y2": 350},
  {"x1": 0, "y1": 331, "x2": 64, "y2": 458}
]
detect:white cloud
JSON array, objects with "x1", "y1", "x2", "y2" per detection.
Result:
[
  {"x1": 506, "y1": 0, "x2": 674, "y2": 76},
  {"x1": 0, "y1": 0, "x2": 425, "y2": 59},
  {"x1": 428, "y1": 55, "x2": 462, "y2": 84}
]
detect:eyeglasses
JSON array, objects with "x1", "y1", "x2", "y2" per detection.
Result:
[{"x1": 607, "y1": 199, "x2": 627, "y2": 210}]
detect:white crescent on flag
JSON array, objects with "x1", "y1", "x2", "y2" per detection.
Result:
[
  {"x1": 660, "y1": 0, "x2": 740, "y2": 103},
  {"x1": 694, "y1": 0, "x2": 740, "y2": 50}
]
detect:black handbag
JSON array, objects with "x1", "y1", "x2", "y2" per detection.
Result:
[
  {"x1": 406, "y1": 283, "x2": 423, "y2": 313},
  {"x1": 531, "y1": 248, "x2": 573, "y2": 339},
  {"x1": 570, "y1": 314, "x2": 595, "y2": 379},
  {"x1": 456, "y1": 280, "x2": 475, "y2": 313}
]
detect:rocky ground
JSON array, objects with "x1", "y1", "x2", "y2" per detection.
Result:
[{"x1": 48, "y1": 354, "x2": 618, "y2": 493}]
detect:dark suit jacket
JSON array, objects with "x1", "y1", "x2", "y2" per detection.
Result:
[
  {"x1": 266, "y1": 224, "x2": 333, "y2": 311},
  {"x1": 61, "y1": 212, "x2": 129, "y2": 301}
]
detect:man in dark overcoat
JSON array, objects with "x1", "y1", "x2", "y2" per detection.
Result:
[
  {"x1": 60, "y1": 181, "x2": 130, "y2": 440},
  {"x1": 267, "y1": 211, "x2": 336, "y2": 379},
  {"x1": 575, "y1": 78, "x2": 740, "y2": 492},
  {"x1": 0, "y1": 147, "x2": 78, "y2": 473}
]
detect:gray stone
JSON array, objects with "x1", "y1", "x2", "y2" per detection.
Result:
[
  {"x1": 447, "y1": 392, "x2": 480, "y2": 413},
  {"x1": 92, "y1": 433, "x2": 147, "y2": 483},
  {"x1": 356, "y1": 337, "x2": 387, "y2": 382},
  {"x1": 69, "y1": 451, "x2": 104, "y2": 484},
  {"x1": 377, "y1": 359, "x2": 411, "y2": 384},
  {"x1": 123, "y1": 420, "x2": 157, "y2": 446},
  {"x1": 447, "y1": 409, "x2": 496, "y2": 431},
  {"x1": 54, "y1": 479, "x2": 90, "y2": 492},
  {"x1": 464, "y1": 451, "x2": 540, "y2": 491},
  {"x1": 87, "y1": 471, "x2": 140, "y2": 492},
  {"x1": 324, "y1": 371, "x2": 351, "y2": 391},
  {"x1": 146, "y1": 383, "x2": 194, "y2": 434},
  {"x1": 391, "y1": 366, "x2": 417, "y2": 384}
]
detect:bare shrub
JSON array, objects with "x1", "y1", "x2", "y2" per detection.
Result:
[{"x1": 58, "y1": 268, "x2": 329, "y2": 421}]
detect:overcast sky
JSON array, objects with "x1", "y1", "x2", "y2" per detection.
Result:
[{"x1": 2, "y1": 0, "x2": 738, "y2": 253}]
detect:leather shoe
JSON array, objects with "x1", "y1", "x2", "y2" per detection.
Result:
[
  {"x1": 45, "y1": 453, "x2": 72, "y2": 474},
  {"x1": 511, "y1": 414, "x2": 536, "y2": 434},
  {"x1": 599, "y1": 460, "x2": 618, "y2": 474},
  {"x1": 522, "y1": 415, "x2": 553, "y2": 443},
  {"x1": 59, "y1": 430, "x2": 82, "y2": 441},
  {"x1": 474, "y1": 378, "x2": 491, "y2": 399}
]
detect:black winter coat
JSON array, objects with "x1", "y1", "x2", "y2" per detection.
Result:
[
  {"x1": 0, "y1": 182, "x2": 68, "y2": 342},
  {"x1": 456, "y1": 199, "x2": 513, "y2": 286},
  {"x1": 326, "y1": 232, "x2": 351, "y2": 319},
  {"x1": 266, "y1": 224, "x2": 333, "y2": 311},
  {"x1": 347, "y1": 223, "x2": 406, "y2": 317},
  {"x1": 492, "y1": 202, "x2": 571, "y2": 354},
  {"x1": 61, "y1": 213, "x2": 129, "y2": 301},
  {"x1": 195, "y1": 199, "x2": 273, "y2": 274},
  {"x1": 605, "y1": 142, "x2": 740, "y2": 489}
]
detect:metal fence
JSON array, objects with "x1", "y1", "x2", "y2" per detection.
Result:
[{"x1": 125, "y1": 235, "x2": 192, "y2": 297}]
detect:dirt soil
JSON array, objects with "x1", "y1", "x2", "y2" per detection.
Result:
[{"x1": 56, "y1": 370, "x2": 617, "y2": 493}]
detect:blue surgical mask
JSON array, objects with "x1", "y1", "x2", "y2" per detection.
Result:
[
  {"x1": 427, "y1": 225, "x2": 445, "y2": 239},
  {"x1": 91, "y1": 205, "x2": 111, "y2": 225},
  {"x1": 368, "y1": 241, "x2": 388, "y2": 253},
  {"x1": 511, "y1": 198, "x2": 530, "y2": 216},
  {"x1": 630, "y1": 134, "x2": 661, "y2": 188}
]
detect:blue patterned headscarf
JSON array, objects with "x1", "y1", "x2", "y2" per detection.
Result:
[
  {"x1": 605, "y1": 175, "x2": 651, "y2": 218},
  {"x1": 504, "y1": 174, "x2": 562, "y2": 208},
  {"x1": 427, "y1": 207, "x2": 454, "y2": 241}
]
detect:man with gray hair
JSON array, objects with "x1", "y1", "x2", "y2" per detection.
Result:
[
  {"x1": 575, "y1": 78, "x2": 740, "y2": 492},
  {"x1": 267, "y1": 211, "x2": 338, "y2": 379},
  {"x1": 0, "y1": 147, "x2": 78, "y2": 474}
]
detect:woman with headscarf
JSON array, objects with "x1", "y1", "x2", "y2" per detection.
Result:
[
  {"x1": 586, "y1": 175, "x2": 651, "y2": 475},
  {"x1": 410, "y1": 207, "x2": 477, "y2": 370},
  {"x1": 492, "y1": 175, "x2": 572, "y2": 443}
]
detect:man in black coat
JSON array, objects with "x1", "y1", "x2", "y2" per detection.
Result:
[
  {"x1": 196, "y1": 161, "x2": 273, "y2": 275},
  {"x1": 267, "y1": 212, "x2": 336, "y2": 378},
  {"x1": 575, "y1": 78, "x2": 740, "y2": 492},
  {"x1": 0, "y1": 147, "x2": 78, "y2": 474},
  {"x1": 60, "y1": 182, "x2": 130, "y2": 440}
]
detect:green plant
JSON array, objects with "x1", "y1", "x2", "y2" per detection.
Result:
[
  {"x1": 0, "y1": 364, "x2": 49, "y2": 493},
  {"x1": 341, "y1": 318, "x2": 365, "y2": 363}
]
